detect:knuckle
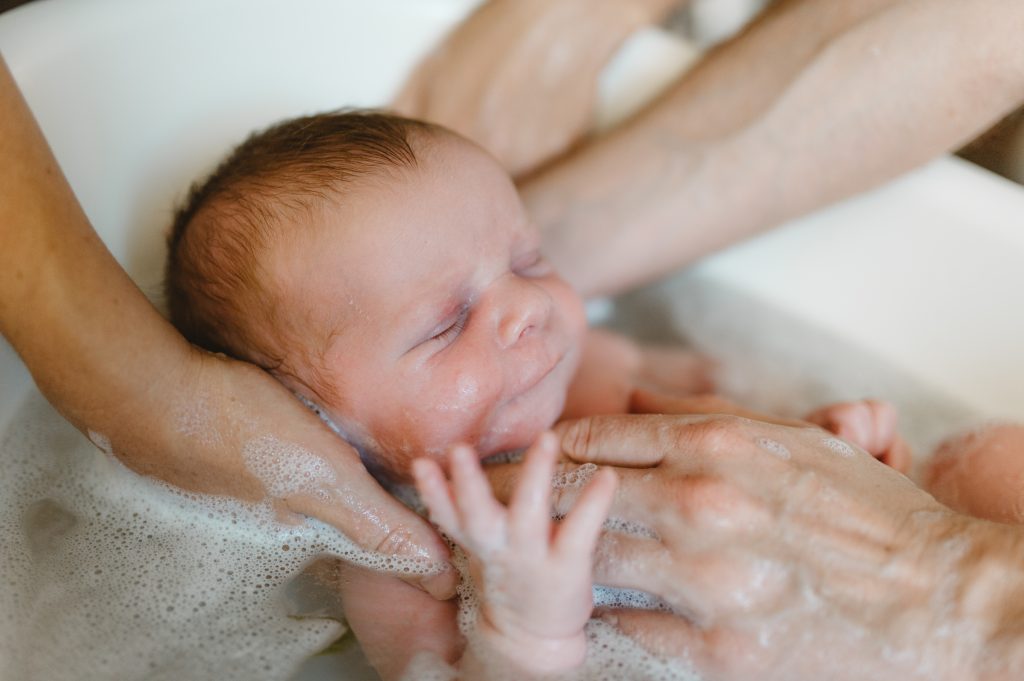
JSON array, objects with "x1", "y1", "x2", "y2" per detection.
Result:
[
  {"x1": 372, "y1": 526, "x2": 417, "y2": 558},
  {"x1": 681, "y1": 416, "x2": 748, "y2": 457},
  {"x1": 562, "y1": 418, "x2": 595, "y2": 461},
  {"x1": 671, "y1": 476, "x2": 766, "y2": 529}
]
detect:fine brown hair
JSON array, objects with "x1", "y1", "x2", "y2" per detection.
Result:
[{"x1": 165, "y1": 110, "x2": 440, "y2": 389}]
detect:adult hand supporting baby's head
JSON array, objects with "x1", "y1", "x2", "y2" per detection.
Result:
[
  {"x1": 488, "y1": 392, "x2": 1024, "y2": 680},
  {"x1": 134, "y1": 349, "x2": 457, "y2": 601}
]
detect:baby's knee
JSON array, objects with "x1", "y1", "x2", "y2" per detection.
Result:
[{"x1": 924, "y1": 424, "x2": 1024, "y2": 523}]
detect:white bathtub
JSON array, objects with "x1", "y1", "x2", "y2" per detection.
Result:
[{"x1": 2, "y1": 1, "x2": 1024, "y2": 679}]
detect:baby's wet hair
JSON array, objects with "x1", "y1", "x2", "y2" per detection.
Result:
[{"x1": 165, "y1": 109, "x2": 442, "y2": 393}]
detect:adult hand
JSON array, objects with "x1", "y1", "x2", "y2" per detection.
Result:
[
  {"x1": 489, "y1": 392, "x2": 1024, "y2": 680},
  {"x1": 0, "y1": 56, "x2": 454, "y2": 600},
  {"x1": 128, "y1": 349, "x2": 458, "y2": 600},
  {"x1": 393, "y1": 0, "x2": 678, "y2": 177}
]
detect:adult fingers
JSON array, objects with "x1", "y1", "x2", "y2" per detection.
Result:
[
  {"x1": 555, "y1": 412, "x2": 777, "y2": 472},
  {"x1": 553, "y1": 414, "x2": 694, "y2": 467},
  {"x1": 492, "y1": 458, "x2": 771, "y2": 537},
  {"x1": 595, "y1": 609, "x2": 704, "y2": 661},
  {"x1": 490, "y1": 461, "x2": 672, "y2": 527},
  {"x1": 597, "y1": 609, "x2": 758, "y2": 679},
  {"x1": 591, "y1": 531, "x2": 671, "y2": 594},
  {"x1": 284, "y1": 453, "x2": 457, "y2": 600}
]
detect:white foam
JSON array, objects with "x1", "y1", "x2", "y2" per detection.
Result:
[
  {"x1": 822, "y1": 436, "x2": 856, "y2": 458},
  {"x1": 553, "y1": 462, "x2": 599, "y2": 489},
  {"x1": 243, "y1": 435, "x2": 337, "y2": 499},
  {"x1": 755, "y1": 437, "x2": 792, "y2": 460},
  {"x1": 603, "y1": 516, "x2": 660, "y2": 541}
]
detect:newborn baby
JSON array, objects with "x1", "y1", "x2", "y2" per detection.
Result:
[{"x1": 165, "y1": 111, "x2": 911, "y2": 679}]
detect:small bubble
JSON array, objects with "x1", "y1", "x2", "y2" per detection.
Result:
[{"x1": 755, "y1": 437, "x2": 791, "y2": 460}]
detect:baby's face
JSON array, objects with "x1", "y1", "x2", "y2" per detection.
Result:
[{"x1": 272, "y1": 134, "x2": 586, "y2": 479}]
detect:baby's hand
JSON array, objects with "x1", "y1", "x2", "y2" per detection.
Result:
[
  {"x1": 412, "y1": 434, "x2": 617, "y2": 675},
  {"x1": 804, "y1": 399, "x2": 912, "y2": 473}
]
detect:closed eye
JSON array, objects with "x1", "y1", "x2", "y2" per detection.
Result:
[{"x1": 425, "y1": 305, "x2": 469, "y2": 348}]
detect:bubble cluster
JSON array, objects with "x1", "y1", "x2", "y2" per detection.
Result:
[
  {"x1": 552, "y1": 463, "x2": 599, "y2": 489},
  {"x1": 242, "y1": 435, "x2": 337, "y2": 499},
  {"x1": 593, "y1": 585, "x2": 672, "y2": 612},
  {"x1": 603, "y1": 516, "x2": 660, "y2": 540},
  {"x1": 755, "y1": 437, "x2": 792, "y2": 460},
  {"x1": 822, "y1": 436, "x2": 856, "y2": 458}
]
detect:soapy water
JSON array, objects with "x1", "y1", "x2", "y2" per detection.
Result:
[
  {"x1": 0, "y1": 392, "x2": 437, "y2": 680},
  {"x1": 1, "y1": 393, "x2": 700, "y2": 680}
]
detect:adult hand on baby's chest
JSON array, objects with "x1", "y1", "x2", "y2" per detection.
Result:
[{"x1": 486, "y1": 392, "x2": 988, "y2": 681}]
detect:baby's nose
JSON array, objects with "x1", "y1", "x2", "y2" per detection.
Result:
[{"x1": 496, "y1": 280, "x2": 551, "y2": 349}]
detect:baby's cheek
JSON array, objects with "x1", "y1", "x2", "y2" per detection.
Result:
[{"x1": 416, "y1": 368, "x2": 504, "y2": 449}]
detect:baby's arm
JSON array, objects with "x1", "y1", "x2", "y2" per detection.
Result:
[
  {"x1": 563, "y1": 328, "x2": 713, "y2": 419},
  {"x1": 413, "y1": 434, "x2": 617, "y2": 679}
]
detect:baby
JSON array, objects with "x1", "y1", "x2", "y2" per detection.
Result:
[{"x1": 165, "y1": 110, "x2": 913, "y2": 679}]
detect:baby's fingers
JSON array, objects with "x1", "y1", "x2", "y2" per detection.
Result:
[
  {"x1": 412, "y1": 458, "x2": 460, "y2": 538},
  {"x1": 449, "y1": 444, "x2": 507, "y2": 549},
  {"x1": 554, "y1": 467, "x2": 618, "y2": 560},
  {"x1": 509, "y1": 432, "x2": 559, "y2": 546}
]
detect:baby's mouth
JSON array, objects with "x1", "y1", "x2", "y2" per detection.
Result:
[{"x1": 509, "y1": 349, "x2": 567, "y2": 404}]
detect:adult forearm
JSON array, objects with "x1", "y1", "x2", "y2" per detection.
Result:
[
  {"x1": 0, "y1": 57, "x2": 192, "y2": 440},
  {"x1": 527, "y1": 0, "x2": 1024, "y2": 296}
]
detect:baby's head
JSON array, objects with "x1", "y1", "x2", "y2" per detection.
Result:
[{"x1": 166, "y1": 111, "x2": 586, "y2": 480}]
